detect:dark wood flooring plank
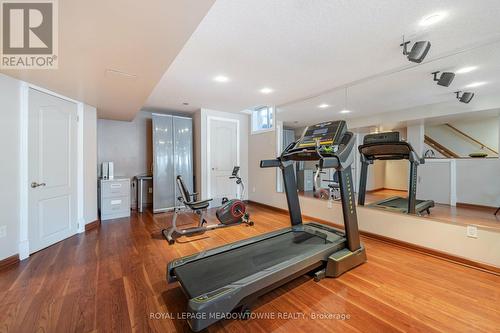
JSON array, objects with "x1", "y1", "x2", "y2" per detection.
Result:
[{"x1": 0, "y1": 204, "x2": 498, "y2": 333}]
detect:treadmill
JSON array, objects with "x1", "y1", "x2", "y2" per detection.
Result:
[
  {"x1": 357, "y1": 131, "x2": 435, "y2": 215},
  {"x1": 167, "y1": 120, "x2": 367, "y2": 332}
]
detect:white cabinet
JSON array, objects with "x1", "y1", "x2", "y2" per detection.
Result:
[{"x1": 99, "y1": 178, "x2": 130, "y2": 220}]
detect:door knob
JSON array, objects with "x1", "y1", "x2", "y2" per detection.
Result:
[{"x1": 31, "y1": 182, "x2": 46, "y2": 188}]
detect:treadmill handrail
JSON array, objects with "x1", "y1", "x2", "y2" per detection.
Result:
[
  {"x1": 260, "y1": 159, "x2": 281, "y2": 168},
  {"x1": 259, "y1": 128, "x2": 361, "y2": 251},
  {"x1": 358, "y1": 139, "x2": 430, "y2": 214},
  {"x1": 358, "y1": 141, "x2": 423, "y2": 164}
]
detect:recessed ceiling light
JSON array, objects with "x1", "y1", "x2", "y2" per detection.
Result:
[
  {"x1": 339, "y1": 109, "x2": 351, "y2": 114},
  {"x1": 465, "y1": 81, "x2": 487, "y2": 88},
  {"x1": 318, "y1": 103, "x2": 330, "y2": 109},
  {"x1": 456, "y1": 66, "x2": 478, "y2": 74},
  {"x1": 213, "y1": 75, "x2": 230, "y2": 83},
  {"x1": 260, "y1": 87, "x2": 274, "y2": 94},
  {"x1": 419, "y1": 12, "x2": 447, "y2": 27}
]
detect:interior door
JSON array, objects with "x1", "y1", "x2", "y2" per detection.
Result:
[
  {"x1": 28, "y1": 89, "x2": 78, "y2": 253},
  {"x1": 209, "y1": 118, "x2": 238, "y2": 201}
]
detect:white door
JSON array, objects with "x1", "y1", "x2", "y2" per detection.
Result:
[
  {"x1": 209, "y1": 118, "x2": 238, "y2": 200},
  {"x1": 28, "y1": 89, "x2": 78, "y2": 253}
]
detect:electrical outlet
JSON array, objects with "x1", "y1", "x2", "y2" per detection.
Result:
[
  {"x1": 148, "y1": 187, "x2": 153, "y2": 194},
  {"x1": 252, "y1": 187, "x2": 256, "y2": 193},
  {"x1": 327, "y1": 200, "x2": 333, "y2": 209},
  {"x1": 466, "y1": 225, "x2": 478, "y2": 238},
  {"x1": 0, "y1": 225, "x2": 6, "y2": 238}
]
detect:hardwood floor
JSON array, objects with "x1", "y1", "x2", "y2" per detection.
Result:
[
  {"x1": 1, "y1": 204, "x2": 499, "y2": 332},
  {"x1": 301, "y1": 189, "x2": 500, "y2": 229}
]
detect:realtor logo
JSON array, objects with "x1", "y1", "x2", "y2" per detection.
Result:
[{"x1": 1, "y1": 0, "x2": 58, "y2": 69}]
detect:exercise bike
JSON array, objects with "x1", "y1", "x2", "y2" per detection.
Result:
[
  {"x1": 313, "y1": 164, "x2": 340, "y2": 201},
  {"x1": 217, "y1": 166, "x2": 253, "y2": 225},
  {"x1": 163, "y1": 167, "x2": 253, "y2": 245}
]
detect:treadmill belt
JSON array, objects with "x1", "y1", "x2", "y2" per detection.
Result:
[
  {"x1": 377, "y1": 197, "x2": 426, "y2": 209},
  {"x1": 174, "y1": 231, "x2": 332, "y2": 298}
]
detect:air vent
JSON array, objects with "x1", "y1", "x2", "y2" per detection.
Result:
[{"x1": 105, "y1": 68, "x2": 137, "y2": 79}]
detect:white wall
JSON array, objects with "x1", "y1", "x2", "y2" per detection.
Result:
[
  {"x1": 356, "y1": 130, "x2": 407, "y2": 192},
  {"x1": 97, "y1": 111, "x2": 153, "y2": 207},
  {"x1": 426, "y1": 125, "x2": 481, "y2": 157},
  {"x1": 418, "y1": 117, "x2": 500, "y2": 207},
  {"x1": 194, "y1": 108, "x2": 249, "y2": 200},
  {"x1": 248, "y1": 130, "x2": 277, "y2": 201},
  {"x1": 84, "y1": 106, "x2": 98, "y2": 223},
  {"x1": 367, "y1": 160, "x2": 386, "y2": 190},
  {"x1": 0, "y1": 73, "x2": 98, "y2": 261},
  {"x1": 247, "y1": 121, "x2": 500, "y2": 267},
  {"x1": 456, "y1": 159, "x2": 500, "y2": 207},
  {"x1": 407, "y1": 123, "x2": 424, "y2": 156},
  {"x1": 384, "y1": 160, "x2": 408, "y2": 191},
  {"x1": 417, "y1": 159, "x2": 454, "y2": 205},
  {"x1": 426, "y1": 117, "x2": 499, "y2": 157},
  {"x1": 423, "y1": 142, "x2": 445, "y2": 158},
  {"x1": 0, "y1": 75, "x2": 21, "y2": 260},
  {"x1": 453, "y1": 117, "x2": 499, "y2": 152}
]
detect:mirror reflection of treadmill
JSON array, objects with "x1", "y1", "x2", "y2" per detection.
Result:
[{"x1": 357, "y1": 131, "x2": 435, "y2": 215}]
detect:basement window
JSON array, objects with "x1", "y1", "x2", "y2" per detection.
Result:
[{"x1": 251, "y1": 106, "x2": 274, "y2": 134}]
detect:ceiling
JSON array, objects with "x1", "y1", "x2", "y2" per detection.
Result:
[
  {"x1": 146, "y1": 0, "x2": 500, "y2": 119},
  {"x1": 1, "y1": 0, "x2": 215, "y2": 120},
  {"x1": 280, "y1": 42, "x2": 500, "y2": 128}
]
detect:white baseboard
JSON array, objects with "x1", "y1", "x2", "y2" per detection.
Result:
[{"x1": 18, "y1": 240, "x2": 29, "y2": 260}]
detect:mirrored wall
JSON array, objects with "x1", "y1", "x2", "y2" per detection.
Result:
[{"x1": 275, "y1": 41, "x2": 500, "y2": 229}]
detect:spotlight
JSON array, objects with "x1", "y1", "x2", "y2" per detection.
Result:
[
  {"x1": 456, "y1": 66, "x2": 477, "y2": 74},
  {"x1": 432, "y1": 71, "x2": 455, "y2": 87},
  {"x1": 400, "y1": 40, "x2": 431, "y2": 63},
  {"x1": 454, "y1": 91, "x2": 474, "y2": 104},
  {"x1": 465, "y1": 81, "x2": 487, "y2": 88},
  {"x1": 419, "y1": 12, "x2": 448, "y2": 27}
]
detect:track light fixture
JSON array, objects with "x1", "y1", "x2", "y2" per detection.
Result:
[
  {"x1": 454, "y1": 91, "x2": 474, "y2": 104},
  {"x1": 400, "y1": 39, "x2": 431, "y2": 63},
  {"x1": 432, "y1": 71, "x2": 455, "y2": 87}
]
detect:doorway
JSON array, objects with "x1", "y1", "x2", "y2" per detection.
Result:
[
  {"x1": 27, "y1": 88, "x2": 79, "y2": 253},
  {"x1": 207, "y1": 117, "x2": 239, "y2": 201}
]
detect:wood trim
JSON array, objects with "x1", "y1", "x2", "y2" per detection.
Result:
[
  {"x1": 366, "y1": 187, "x2": 385, "y2": 193},
  {"x1": 456, "y1": 202, "x2": 498, "y2": 211},
  {"x1": 248, "y1": 201, "x2": 287, "y2": 214},
  {"x1": 445, "y1": 124, "x2": 498, "y2": 155},
  {"x1": 0, "y1": 254, "x2": 20, "y2": 272},
  {"x1": 85, "y1": 219, "x2": 101, "y2": 232},
  {"x1": 248, "y1": 200, "x2": 500, "y2": 275},
  {"x1": 367, "y1": 187, "x2": 407, "y2": 193},
  {"x1": 424, "y1": 135, "x2": 459, "y2": 158},
  {"x1": 360, "y1": 231, "x2": 500, "y2": 275}
]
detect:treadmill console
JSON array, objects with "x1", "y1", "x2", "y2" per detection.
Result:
[
  {"x1": 284, "y1": 120, "x2": 348, "y2": 160},
  {"x1": 363, "y1": 131, "x2": 399, "y2": 144}
]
